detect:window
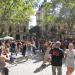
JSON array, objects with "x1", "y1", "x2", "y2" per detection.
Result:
[
  {"x1": 16, "y1": 26, "x2": 19, "y2": 32},
  {"x1": 9, "y1": 26, "x2": 12, "y2": 32},
  {"x1": 24, "y1": 26, "x2": 26, "y2": 32},
  {"x1": 16, "y1": 34, "x2": 20, "y2": 40},
  {"x1": 1, "y1": 28, "x2": 4, "y2": 34}
]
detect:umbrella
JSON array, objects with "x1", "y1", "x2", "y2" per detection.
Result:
[{"x1": 3, "y1": 36, "x2": 14, "y2": 40}]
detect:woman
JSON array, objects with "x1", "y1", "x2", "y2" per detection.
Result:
[
  {"x1": 0, "y1": 48, "x2": 9, "y2": 75},
  {"x1": 65, "y1": 43, "x2": 75, "y2": 75},
  {"x1": 41, "y1": 42, "x2": 52, "y2": 66},
  {"x1": 2, "y1": 46, "x2": 9, "y2": 58},
  {"x1": 25, "y1": 40, "x2": 33, "y2": 60},
  {"x1": 31, "y1": 40, "x2": 36, "y2": 54}
]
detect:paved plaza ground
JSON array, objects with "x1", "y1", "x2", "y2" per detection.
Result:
[{"x1": 9, "y1": 54, "x2": 75, "y2": 75}]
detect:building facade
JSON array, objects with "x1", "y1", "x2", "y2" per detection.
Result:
[
  {"x1": 0, "y1": 22, "x2": 29, "y2": 40},
  {"x1": 36, "y1": 1, "x2": 75, "y2": 39}
]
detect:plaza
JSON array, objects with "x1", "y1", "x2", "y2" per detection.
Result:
[
  {"x1": 8, "y1": 53, "x2": 75, "y2": 75},
  {"x1": 0, "y1": 0, "x2": 75, "y2": 75},
  {"x1": 9, "y1": 58, "x2": 75, "y2": 75}
]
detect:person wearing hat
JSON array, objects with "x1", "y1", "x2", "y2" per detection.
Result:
[{"x1": 49, "y1": 41, "x2": 64, "y2": 75}]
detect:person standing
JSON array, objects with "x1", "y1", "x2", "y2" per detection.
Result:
[
  {"x1": 50, "y1": 41, "x2": 64, "y2": 75},
  {"x1": 41, "y1": 42, "x2": 52, "y2": 66},
  {"x1": 10, "y1": 41, "x2": 17, "y2": 55},
  {"x1": 65, "y1": 43, "x2": 75, "y2": 75},
  {"x1": 31, "y1": 40, "x2": 36, "y2": 54},
  {"x1": 0, "y1": 48, "x2": 9, "y2": 75},
  {"x1": 25, "y1": 40, "x2": 33, "y2": 60},
  {"x1": 22, "y1": 42, "x2": 27, "y2": 57}
]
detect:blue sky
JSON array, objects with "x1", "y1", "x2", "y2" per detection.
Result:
[
  {"x1": 29, "y1": 0, "x2": 52, "y2": 29},
  {"x1": 36, "y1": 0, "x2": 51, "y2": 7},
  {"x1": 40, "y1": 0, "x2": 51, "y2": 2}
]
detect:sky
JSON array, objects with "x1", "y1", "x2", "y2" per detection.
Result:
[
  {"x1": 37, "y1": 0, "x2": 51, "y2": 7},
  {"x1": 29, "y1": 0, "x2": 51, "y2": 29},
  {"x1": 29, "y1": 15, "x2": 36, "y2": 29}
]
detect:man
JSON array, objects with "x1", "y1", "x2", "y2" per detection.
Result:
[
  {"x1": 50, "y1": 41, "x2": 64, "y2": 75},
  {"x1": 10, "y1": 41, "x2": 17, "y2": 55}
]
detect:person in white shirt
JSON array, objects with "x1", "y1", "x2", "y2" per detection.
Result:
[{"x1": 65, "y1": 43, "x2": 75, "y2": 75}]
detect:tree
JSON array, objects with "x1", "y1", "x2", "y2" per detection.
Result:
[
  {"x1": 0, "y1": 0, "x2": 35, "y2": 26},
  {"x1": 54, "y1": 0, "x2": 75, "y2": 33},
  {"x1": 38, "y1": 0, "x2": 75, "y2": 39},
  {"x1": 42, "y1": 2, "x2": 57, "y2": 27}
]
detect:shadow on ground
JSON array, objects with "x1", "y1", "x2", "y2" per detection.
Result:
[
  {"x1": 9, "y1": 51, "x2": 44, "y2": 67},
  {"x1": 34, "y1": 64, "x2": 50, "y2": 73},
  {"x1": 32, "y1": 52, "x2": 44, "y2": 63}
]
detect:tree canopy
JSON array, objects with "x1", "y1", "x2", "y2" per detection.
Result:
[
  {"x1": 0, "y1": 0, "x2": 35, "y2": 26},
  {"x1": 41, "y1": 0, "x2": 75, "y2": 32}
]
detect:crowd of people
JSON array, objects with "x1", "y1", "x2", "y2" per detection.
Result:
[
  {"x1": 41, "y1": 39, "x2": 75, "y2": 75},
  {"x1": 0, "y1": 38, "x2": 75, "y2": 75}
]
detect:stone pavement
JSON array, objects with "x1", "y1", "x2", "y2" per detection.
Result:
[
  {"x1": 9, "y1": 59, "x2": 75, "y2": 75},
  {"x1": 2, "y1": 51, "x2": 74, "y2": 75}
]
